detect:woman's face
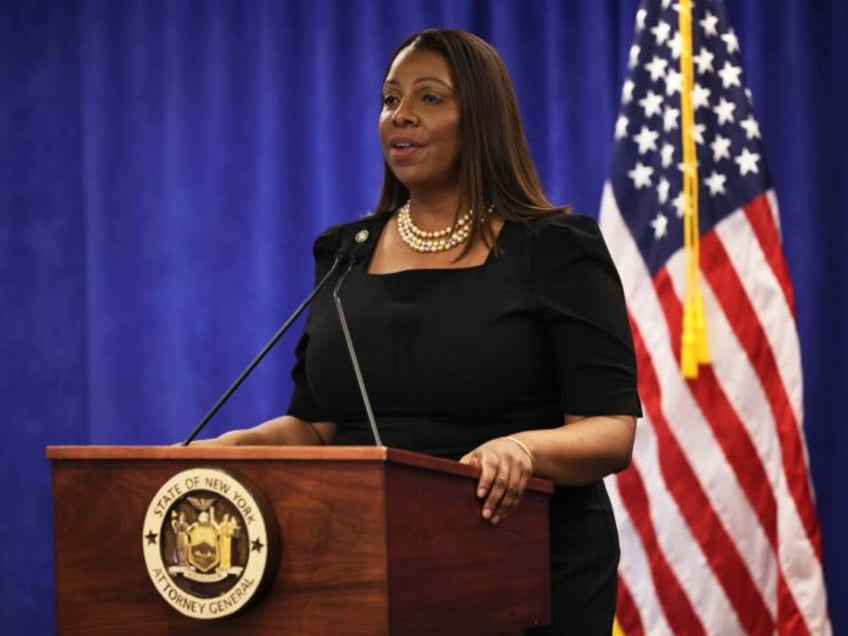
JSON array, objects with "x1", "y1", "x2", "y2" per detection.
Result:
[{"x1": 379, "y1": 47, "x2": 462, "y2": 196}]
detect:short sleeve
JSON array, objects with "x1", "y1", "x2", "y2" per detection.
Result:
[
  {"x1": 286, "y1": 224, "x2": 343, "y2": 422},
  {"x1": 531, "y1": 213, "x2": 642, "y2": 416}
]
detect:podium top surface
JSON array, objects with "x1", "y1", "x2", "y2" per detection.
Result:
[{"x1": 46, "y1": 445, "x2": 553, "y2": 494}]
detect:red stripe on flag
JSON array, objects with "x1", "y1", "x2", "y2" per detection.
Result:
[
  {"x1": 700, "y1": 231, "x2": 823, "y2": 560},
  {"x1": 616, "y1": 574, "x2": 645, "y2": 636},
  {"x1": 630, "y1": 316, "x2": 775, "y2": 634},
  {"x1": 614, "y1": 448, "x2": 706, "y2": 635},
  {"x1": 743, "y1": 194, "x2": 797, "y2": 316}
]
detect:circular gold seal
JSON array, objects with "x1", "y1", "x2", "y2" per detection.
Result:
[{"x1": 142, "y1": 468, "x2": 277, "y2": 619}]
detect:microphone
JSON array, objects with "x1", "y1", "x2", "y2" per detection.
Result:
[
  {"x1": 331, "y1": 229, "x2": 384, "y2": 447},
  {"x1": 182, "y1": 233, "x2": 356, "y2": 445}
]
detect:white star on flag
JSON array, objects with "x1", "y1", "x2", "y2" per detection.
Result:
[
  {"x1": 700, "y1": 11, "x2": 719, "y2": 36},
  {"x1": 657, "y1": 177, "x2": 670, "y2": 203},
  {"x1": 661, "y1": 143, "x2": 675, "y2": 167},
  {"x1": 664, "y1": 68, "x2": 682, "y2": 95},
  {"x1": 690, "y1": 123, "x2": 706, "y2": 145},
  {"x1": 650, "y1": 212, "x2": 669, "y2": 238},
  {"x1": 704, "y1": 170, "x2": 727, "y2": 195},
  {"x1": 614, "y1": 115, "x2": 630, "y2": 140},
  {"x1": 629, "y1": 44, "x2": 641, "y2": 69},
  {"x1": 635, "y1": 8, "x2": 647, "y2": 31},
  {"x1": 667, "y1": 31, "x2": 682, "y2": 59},
  {"x1": 639, "y1": 90, "x2": 664, "y2": 118},
  {"x1": 718, "y1": 61, "x2": 742, "y2": 89},
  {"x1": 735, "y1": 147, "x2": 761, "y2": 175},
  {"x1": 692, "y1": 83, "x2": 711, "y2": 110},
  {"x1": 634, "y1": 126, "x2": 660, "y2": 154},
  {"x1": 628, "y1": 162, "x2": 653, "y2": 189},
  {"x1": 711, "y1": 134, "x2": 732, "y2": 161},
  {"x1": 713, "y1": 97, "x2": 736, "y2": 124},
  {"x1": 722, "y1": 29, "x2": 740, "y2": 53},
  {"x1": 663, "y1": 106, "x2": 680, "y2": 131},
  {"x1": 740, "y1": 115, "x2": 761, "y2": 139},
  {"x1": 645, "y1": 56, "x2": 669, "y2": 81},
  {"x1": 694, "y1": 48, "x2": 715, "y2": 74},
  {"x1": 652, "y1": 21, "x2": 671, "y2": 45},
  {"x1": 622, "y1": 79, "x2": 635, "y2": 104},
  {"x1": 671, "y1": 190, "x2": 685, "y2": 217}
]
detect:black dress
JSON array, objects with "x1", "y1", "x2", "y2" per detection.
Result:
[{"x1": 288, "y1": 211, "x2": 641, "y2": 635}]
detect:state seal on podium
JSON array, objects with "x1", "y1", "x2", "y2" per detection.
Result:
[{"x1": 141, "y1": 467, "x2": 278, "y2": 619}]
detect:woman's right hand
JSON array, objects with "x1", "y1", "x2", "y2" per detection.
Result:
[{"x1": 459, "y1": 435, "x2": 534, "y2": 525}]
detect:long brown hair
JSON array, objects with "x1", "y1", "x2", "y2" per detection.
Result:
[{"x1": 373, "y1": 29, "x2": 568, "y2": 252}]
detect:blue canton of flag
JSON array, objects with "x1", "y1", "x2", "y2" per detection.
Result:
[{"x1": 612, "y1": 0, "x2": 768, "y2": 275}]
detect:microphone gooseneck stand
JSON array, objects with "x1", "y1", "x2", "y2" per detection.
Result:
[{"x1": 332, "y1": 259, "x2": 383, "y2": 447}]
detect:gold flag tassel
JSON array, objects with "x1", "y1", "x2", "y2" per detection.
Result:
[{"x1": 678, "y1": 0, "x2": 710, "y2": 378}]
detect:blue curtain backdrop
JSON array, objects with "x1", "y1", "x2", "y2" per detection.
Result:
[{"x1": 1, "y1": 1, "x2": 845, "y2": 633}]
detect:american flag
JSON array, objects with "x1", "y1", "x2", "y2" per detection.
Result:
[{"x1": 598, "y1": 1, "x2": 831, "y2": 633}]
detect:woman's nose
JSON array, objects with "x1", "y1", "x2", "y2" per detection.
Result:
[{"x1": 391, "y1": 99, "x2": 417, "y2": 126}]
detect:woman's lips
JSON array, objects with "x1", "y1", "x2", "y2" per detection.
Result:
[
  {"x1": 389, "y1": 144, "x2": 421, "y2": 161},
  {"x1": 387, "y1": 137, "x2": 424, "y2": 162}
]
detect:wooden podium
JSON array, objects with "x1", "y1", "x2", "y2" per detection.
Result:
[{"x1": 47, "y1": 446, "x2": 552, "y2": 635}]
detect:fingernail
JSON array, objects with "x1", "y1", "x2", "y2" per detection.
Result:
[
  {"x1": 482, "y1": 508, "x2": 492, "y2": 519},
  {"x1": 477, "y1": 488, "x2": 486, "y2": 498},
  {"x1": 491, "y1": 515, "x2": 501, "y2": 525}
]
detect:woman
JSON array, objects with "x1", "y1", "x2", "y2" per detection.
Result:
[{"x1": 198, "y1": 29, "x2": 641, "y2": 635}]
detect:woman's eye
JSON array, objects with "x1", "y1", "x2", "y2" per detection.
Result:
[
  {"x1": 382, "y1": 94, "x2": 399, "y2": 107},
  {"x1": 422, "y1": 93, "x2": 442, "y2": 104}
]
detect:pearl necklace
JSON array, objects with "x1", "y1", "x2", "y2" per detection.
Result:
[{"x1": 396, "y1": 201, "x2": 478, "y2": 253}]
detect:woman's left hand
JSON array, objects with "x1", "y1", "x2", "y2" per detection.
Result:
[{"x1": 459, "y1": 436, "x2": 534, "y2": 525}]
